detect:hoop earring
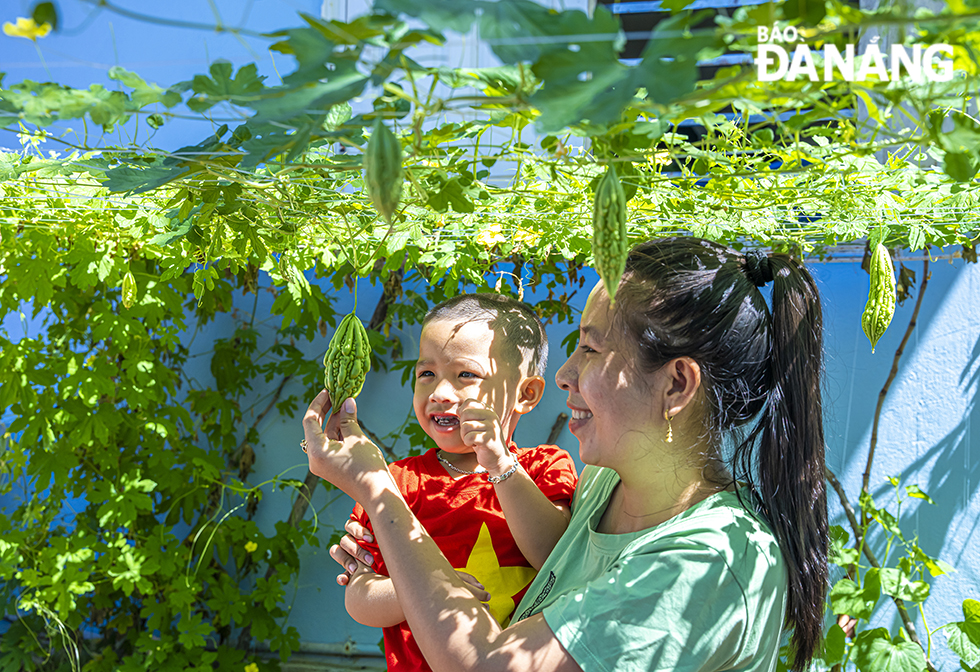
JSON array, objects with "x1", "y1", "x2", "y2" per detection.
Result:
[{"x1": 664, "y1": 410, "x2": 673, "y2": 443}]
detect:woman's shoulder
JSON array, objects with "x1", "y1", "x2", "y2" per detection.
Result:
[{"x1": 628, "y1": 489, "x2": 786, "y2": 583}]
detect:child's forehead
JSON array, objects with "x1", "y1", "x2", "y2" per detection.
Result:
[{"x1": 419, "y1": 317, "x2": 515, "y2": 362}]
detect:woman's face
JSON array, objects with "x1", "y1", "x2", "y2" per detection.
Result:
[{"x1": 555, "y1": 282, "x2": 662, "y2": 468}]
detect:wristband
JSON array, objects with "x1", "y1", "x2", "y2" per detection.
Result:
[{"x1": 487, "y1": 460, "x2": 519, "y2": 484}]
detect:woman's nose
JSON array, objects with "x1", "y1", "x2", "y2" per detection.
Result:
[{"x1": 555, "y1": 357, "x2": 576, "y2": 392}]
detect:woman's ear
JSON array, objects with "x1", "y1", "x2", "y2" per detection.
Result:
[
  {"x1": 662, "y1": 357, "x2": 701, "y2": 418},
  {"x1": 514, "y1": 376, "x2": 546, "y2": 415}
]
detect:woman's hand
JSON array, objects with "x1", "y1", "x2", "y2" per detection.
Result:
[
  {"x1": 303, "y1": 390, "x2": 389, "y2": 500},
  {"x1": 329, "y1": 518, "x2": 375, "y2": 586},
  {"x1": 329, "y1": 520, "x2": 491, "y2": 603}
]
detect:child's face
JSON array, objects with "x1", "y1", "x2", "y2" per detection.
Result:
[{"x1": 414, "y1": 318, "x2": 525, "y2": 453}]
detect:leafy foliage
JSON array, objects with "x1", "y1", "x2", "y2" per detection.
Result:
[{"x1": 805, "y1": 480, "x2": 977, "y2": 672}]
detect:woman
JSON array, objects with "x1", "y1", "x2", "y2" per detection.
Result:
[{"x1": 304, "y1": 237, "x2": 828, "y2": 672}]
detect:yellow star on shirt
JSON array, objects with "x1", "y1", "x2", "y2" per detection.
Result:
[{"x1": 455, "y1": 522, "x2": 538, "y2": 626}]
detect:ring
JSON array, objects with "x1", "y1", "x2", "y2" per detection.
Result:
[{"x1": 300, "y1": 439, "x2": 308, "y2": 453}]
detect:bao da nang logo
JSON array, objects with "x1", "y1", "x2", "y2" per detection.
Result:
[{"x1": 755, "y1": 26, "x2": 954, "y2": 82}]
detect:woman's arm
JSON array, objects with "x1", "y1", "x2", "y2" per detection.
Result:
[{"x1": 305, "y1": 392, "x2": 582, "y2": 672}]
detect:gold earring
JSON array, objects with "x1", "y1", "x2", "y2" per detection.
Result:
[{"x1": 664, "y1": 411, "x2": 673, "y2": 443}]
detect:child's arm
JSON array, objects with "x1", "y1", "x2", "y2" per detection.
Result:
[
  {"x1": 459, "y1": 400, "x2": 572, "y2": 570},
  {"x1": 345, "y1": 564, "x2": 407, "y2": 628},
  {"x1": 340, "y1": 515, "x2": 407, "y2": 628}
]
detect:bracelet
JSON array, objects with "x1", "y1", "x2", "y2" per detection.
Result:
[{"x1": 487, "y1": 460, "x2": 519, "y2": 484}]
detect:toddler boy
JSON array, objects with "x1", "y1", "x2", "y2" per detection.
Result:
[{"x1": 345, "y1": 293, "x2": 578, "y2": 672}]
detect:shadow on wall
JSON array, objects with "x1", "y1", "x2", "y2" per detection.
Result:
[{"x1": 893, "y1": 330, "x2": 980, "y2": 566}]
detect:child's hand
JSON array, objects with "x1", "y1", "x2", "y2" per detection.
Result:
[{"x1": 459, "y1": 399, "x2": 516, "y2": 477}]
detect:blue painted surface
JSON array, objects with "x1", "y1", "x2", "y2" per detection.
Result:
[{"x1": 1, "y1": 0, "x2": 322, "y2": 152}]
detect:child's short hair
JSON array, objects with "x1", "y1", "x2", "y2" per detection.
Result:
[{"x1": 423, "y1": 293, "x2": 549, "y2": 377}]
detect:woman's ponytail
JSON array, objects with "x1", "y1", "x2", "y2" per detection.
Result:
[{"x1": 754, "y1": 255, "x2": 828, "y2": 670}]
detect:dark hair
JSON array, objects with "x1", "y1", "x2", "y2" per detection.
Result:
[
  {"x1": 614, "y1": 237, "x2": 827, "y2": 671},
  {"x1": 423, "y1": 293, "x2": 549, "y2": 377}
]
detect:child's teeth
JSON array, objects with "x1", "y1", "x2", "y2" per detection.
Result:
[{"x1": 572, "y1": 410, "x2": 592, "y2": 420}]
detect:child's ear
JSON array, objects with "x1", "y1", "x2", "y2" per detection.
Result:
[{"x1": 514, "y1": 376, "x2": 546, "y2": 415}]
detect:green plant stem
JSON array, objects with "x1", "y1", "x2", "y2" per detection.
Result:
[
  {"x1": 79, "y1": 0, "x2": 265, "y2": 37},
  {"x1": 825, "y1": 468, "x2": 936, "y2": 672},
  {"x1": 547, "y1": 413, "x2": 568, "y2": 445},
  {"x1": 862, "y1": 258, "x2": 930, "y2": 495},
  {"x1": 918, "y1": 602, "x2": 933, "y2": 660}
]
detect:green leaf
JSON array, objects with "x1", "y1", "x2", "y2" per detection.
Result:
[
  {"x1": 149, "y1": 220, "x2": 193, "y2": 247},
  {"x1": 425, "y1": 175, "x2": 484, "y2": 213},
  {"x1": 103, "y1": 162, "x2": 191, "y2": 194},
  {"x1": 782, "y1": 0, "x2": 828, "y2": 27},
  {"x1": 945, "y1": 151, "x2": 979, "y2": 182},
  {"x1": 524, "y1": 5, "x2": 631, "y2": 132},
  {"x1": 185, "y1": 60, "x2": 266, "y2": 111},
  {"x1": 662, "y1": 0, "x2": 696, "y2": 11},
  {"x1": 945, "y1": 599, "x2": 980, "y2": 665},
  {"x1": 247, "y1": 70, "x2": 368, "y2": 124},
  {"x1": 822, "y1": 624, "x2": 847, "y2": 666},
  {"x1": 904, "y1": 485, "x2": 935, "y2": 505},
  {"x1": 374, "y1": 0, "x2": 478, "y2": 34},
  {"x1": 879, "y1": 567, "x2": 930, "y2": 603},
  {"x1": 852, "y1": 628, "x2": 927, "y2": 672},
  {"x1": 107, "y1": 67, "x2": 180, "y2": 108},
  {"x1": 631, "y1": 12, "x2": 720, "y2": 106},
  {"x1": 324, "y1": 101, "x2": 353, "y2": 130},
  {"x1": 269, "y1": 26, "x2": 340, "y2": 85},
  {"x1": 829, "y1": 568, "x2": 881, "y2": 619},
  {"x1": 829, "y1": 525, "x2": 860, "y2": 567},
  {"x1": 31, "y1": 2, "x2": 59, "y2": 31}
]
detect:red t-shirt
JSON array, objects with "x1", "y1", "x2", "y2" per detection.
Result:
[{"x1": 350, "y1": 444, "x2": 578, "y2": 672}]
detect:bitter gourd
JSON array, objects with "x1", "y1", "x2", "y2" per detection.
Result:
[
  {"x1": 592, "y1": 165, "x2": 629, "y2": 304},
  {"x1": 363, "y1": 117, "x2": 403, "y2": 225},
  {"x1": 121, "y1": 271, "x2": 137, "y2": 309},
  {"x1": 323, "y1": 313, "x2": 371, "y2": 411},
  {"x1": 861, "y1": 242, "x2": 896, "y2": 353}
]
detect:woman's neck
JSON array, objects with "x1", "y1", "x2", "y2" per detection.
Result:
[{"x1": 600, "y1": 459, "x2": 731, "y2": 534}]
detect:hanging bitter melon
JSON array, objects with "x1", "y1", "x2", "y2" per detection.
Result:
[
  {"x1": 323, "y1": 313, "x2": 371, "y2": 411},
  {"x1": 363, "y1": 117, "x2": 403, "y2": 225},
  {"x1": 861, "y1": 242, "x2": 896, "y2": 353},
  {"x1": 592, "y1": 164, "x2": 629, "y2": 305}
]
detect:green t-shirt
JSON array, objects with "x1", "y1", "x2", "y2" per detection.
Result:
[{"x1": 513, "y1": 466, "x2": 787, "y2": 672}]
